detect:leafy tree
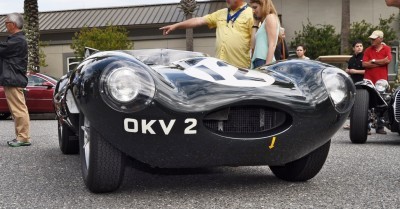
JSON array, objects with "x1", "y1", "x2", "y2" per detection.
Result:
[
  {"x1": 39, "y1": 41, "x2": 48, "y2": 67},
  {"x1": 24, "y1": 0, "x2": 40, "y2": 72},
  {"x1": 291, "y1": 15, "x2": 398, "y2": 58},
  {"x1": 71, "y1": 25, "x2": 133, "y2": 59},
  {"x1": 349, "y1": 14, "x2": 397, "y2": 51},
  {"x1": 290, "y1": 20, "x2": 340, "y2": 59}
]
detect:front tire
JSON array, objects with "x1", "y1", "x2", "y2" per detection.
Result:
[
  {"x1": 79, "y1": 114, "x2": 126, "y2": 193},
  {"x1": 270, "y1": 140, "x2": 330, "y2": 181},
  {"x1": 350, "y1": 89, "x2": 369, "y2": 144},
  {"x1": 58, "y1": 120, "x2": 79, "y2": 154}
]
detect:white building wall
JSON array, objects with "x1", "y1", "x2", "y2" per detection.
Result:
[
  {"x1": 42, "y1": 45, "x2": 74, "y2": 78},
  {"x1": 41, "y1": 1, "x2": 400, "y2": 78}
]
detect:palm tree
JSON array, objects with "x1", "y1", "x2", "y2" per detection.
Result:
[
  {"x1": 340, "y1": 0, "x2": 350, "y2": 54},
  {"x1": 24, "y1": 0, "x2": 40, "y2": 72},
  {"x1": 179, "y1": 0, "x2": 198, "y2": 51}
]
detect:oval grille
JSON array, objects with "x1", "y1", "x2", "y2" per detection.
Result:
[
  {"x1": 203, "y1": 106, "x2": 287, "y2": 133},
  {"x1": 395, "y1": 91, "x2": 400, "y2": 122}
]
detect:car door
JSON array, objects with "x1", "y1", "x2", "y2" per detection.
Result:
[
  {"x1": 0, "y1": 86, "x2": 9, "y2": 113},
  {"x1": 25, "y1": 75, "x2": 55, "y2": 113}
]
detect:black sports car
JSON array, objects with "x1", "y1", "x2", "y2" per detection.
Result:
[{"x1": 54, "y1": 49, "x2": 355, "y2": 193}]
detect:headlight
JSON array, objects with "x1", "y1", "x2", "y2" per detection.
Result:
[
  {"x1": 107, "y1": 68, "x2": 140, "y2": 103},
  {"x1": 375, "y1": 79, "x2": 389, "y2": 93},
  {"x1": 322, "y1": 68, "x2": 355, "y2": 113},
  {"x1": 100, "y1": 60, "x2": 155, "y2": 113}
]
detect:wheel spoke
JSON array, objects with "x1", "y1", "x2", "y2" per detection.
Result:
[{"x1": 81, "y1": 117, "x2": 91, "y2": 169}]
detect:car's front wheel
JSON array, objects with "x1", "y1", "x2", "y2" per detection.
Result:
[
  {"x1": 269, "y1": 140, "x2": 330, "y2": 181},
  {"x1": 349, "y1": 89, "x2": 369, "y2": 144},
  {"x1": 58, "y1": 120, "x2": 79, "y2": 154},
  {"x1": 79, "y1": 113, "x2": 126, "y2": 193}
]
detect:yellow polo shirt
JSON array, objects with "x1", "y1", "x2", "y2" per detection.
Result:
[{"x1": 204, "y1": 4, "x2": 253, "y2": 69}]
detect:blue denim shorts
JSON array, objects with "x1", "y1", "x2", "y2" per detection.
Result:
[{"x1": 253, "y1": 58, "x2": 266, "y2": 69}]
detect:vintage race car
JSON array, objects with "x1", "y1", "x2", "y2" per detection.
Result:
[
  {"x1": 317, "y1": 55, "x2": 400, "y2": 143},
  {"x1": 54, "y1": 49, "x2": 355, "y2": 193}
]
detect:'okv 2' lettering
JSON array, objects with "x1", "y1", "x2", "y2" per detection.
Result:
[{"x1": 124, "y1": 118, "x2": 197, "y2": 135}]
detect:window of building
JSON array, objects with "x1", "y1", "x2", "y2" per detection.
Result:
[{"x1": 67, "y1": 57, "x2": 80, "y2": 72}]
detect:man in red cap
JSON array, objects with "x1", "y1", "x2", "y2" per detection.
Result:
[
  {"x1": 362, "y1": 30, "x2": 392, "y2": 134},
  {"x1": 362, "y1": 30, "x2": 392, "y2": 84}
]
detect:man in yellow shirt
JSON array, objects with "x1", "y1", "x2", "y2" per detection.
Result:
[{"x1": 160, "y1": 0, "x2": 254, "y2": 69}]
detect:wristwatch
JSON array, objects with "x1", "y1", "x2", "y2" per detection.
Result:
[{"x1": 372, "y1": 59, "x2": 376, "y2": 64}]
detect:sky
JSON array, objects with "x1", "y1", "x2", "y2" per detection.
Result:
[{"x1": 0, "y1": 0, "x2": 209, "y2": 14}]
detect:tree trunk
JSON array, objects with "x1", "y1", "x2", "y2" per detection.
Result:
[
  {"x1": 186, "y1": 13, "x2": 194, "y2": 51},
  {"x1": 179, "y1": 0, "x2": 197, "y2": 51},
  {"x1": 340, "y1": 0, "x2": 350, "y2": 54},
  {"x1": 24, "y1": 0, "x2": 40, "y2": 72}
]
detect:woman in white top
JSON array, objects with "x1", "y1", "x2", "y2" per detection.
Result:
[
  {"x1": 296, "y1": 45, "x2": 310, "y2": 60},
  {"x1": 250, "y1": 0, "x2": 280, "y2": 69}
]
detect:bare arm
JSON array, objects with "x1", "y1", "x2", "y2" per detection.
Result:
[
  {"x1": 374, "y1": 56, "x2": 391, "y2": 65},
  {"x1": 160, "y1": 17, "x2": 207, "y2": 35},
  {"x1": 362, "y1": 56, "x2": 390, "y2": 68},
  {"x1": 347, "y1": 69, "x2": 365, "y2": 75},
  {"x1": 251, "y1": 20, "x2": 260, "y2": 56},
  {"x1": 251, "y1": 31, "x2": 255, "y2": 57},
  {"x1": 265, "y1": 15, "x2": 278, "y2": 64},
  {"x1": 362, "y1": 61, "x2": 381, "y2": 69},
  {"x1": 386, "y1": 0, "x2": 400, "y2": 7}
]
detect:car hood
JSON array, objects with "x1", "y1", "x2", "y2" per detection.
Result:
[
  {"x1": 149, "y1": 58, "x2": 330, "y2": 113},
  {"x1": 80, "y1": 50, "x2": 332, "y2": 113}
]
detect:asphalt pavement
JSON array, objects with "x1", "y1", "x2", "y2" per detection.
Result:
[{"x1": 0, "y1": 119, "x2": 399, "y2": 208}]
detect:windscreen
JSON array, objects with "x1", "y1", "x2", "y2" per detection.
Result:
[{"x1": 122, "y1": 49, "x2": 207, "y2": 66}]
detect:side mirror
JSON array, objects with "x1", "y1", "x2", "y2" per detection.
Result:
[{"x1": 41, "y1": 81, "x2": 54, "y2": 89}]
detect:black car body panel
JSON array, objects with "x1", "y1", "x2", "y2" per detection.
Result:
[
  {"x1": 389, "y1": 87, "x2": 400, "y2": 132},
  {"x1": 54, "y1": 49, "x2": 355, "y2": 168},
  {"x1": 352, "y1": 79, "x2": 400, "y2": 133},
  {"x1": 354, "y1": 79, "x2": 388, "y2": 108}
]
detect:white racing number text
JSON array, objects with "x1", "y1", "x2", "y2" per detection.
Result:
[{"x1": 124, "y1": 118, "x2": 197, "y2": 135}]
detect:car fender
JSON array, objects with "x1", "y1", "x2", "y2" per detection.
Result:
[{"x1": 354, "y1": 80, "x2": 387, "y2": 108}]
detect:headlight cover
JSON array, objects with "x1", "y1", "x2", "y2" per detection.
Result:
[
  {"x1": 322, "y1": 68, "x2": 355, "y2": 113},
  {"x1": 100, "y1": 60, "x2": 155, "y2": 113},
  {"x1": 375, "y1": 79, "x2": 389, "y2": 93}
]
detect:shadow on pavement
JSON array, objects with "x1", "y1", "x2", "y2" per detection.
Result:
[
  {"x1": 118, "y1": 157, "x2": 302, "y2": 193},
  {"x1": 3, "y1": 113, "x2": 56, "y2": 120}
]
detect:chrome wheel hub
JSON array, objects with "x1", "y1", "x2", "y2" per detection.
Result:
[{"x1": 81, "y1": 117, "x2": 90, "y2": 169}]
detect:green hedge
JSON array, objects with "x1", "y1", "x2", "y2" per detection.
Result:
[
  {"x1": 71, "y1": 25, "x2": 133, "y2": 60},
  {"x1": 349, "y1": 14, "x2": 397, "y2": 50},
  {"x1": 290, "y1": 20, "x2": 340, "y2": 59},
  {"x1": 291, "y1": 14, "x2": 398, "y2": 59}
]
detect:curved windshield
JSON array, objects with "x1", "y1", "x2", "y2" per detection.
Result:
[{"x1": 122, "y1": 49, "x2": 208, "y2": 66}]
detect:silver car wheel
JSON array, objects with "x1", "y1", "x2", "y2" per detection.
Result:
[{"x1": 81, "y1": 117, "x2": 90, "y2": 169}]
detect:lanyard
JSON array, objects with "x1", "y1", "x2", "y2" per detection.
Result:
[{"x1": 227, "y1": 4, "x2": 248, "y2": 25}]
